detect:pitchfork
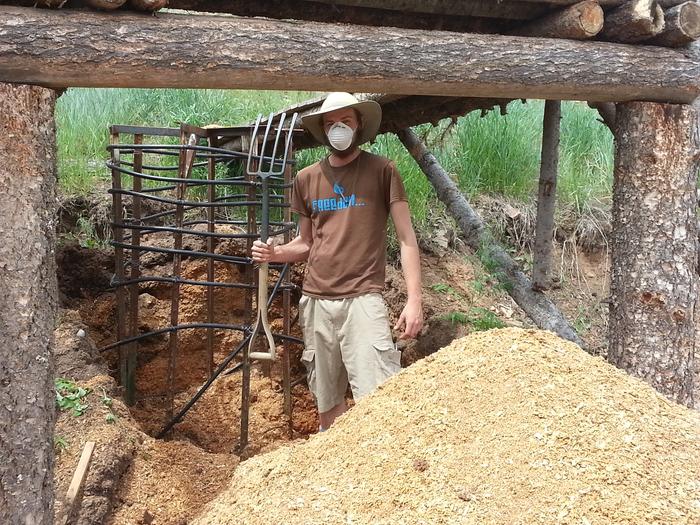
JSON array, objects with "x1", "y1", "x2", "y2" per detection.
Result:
[{"x1": 246, "y1": 112, "x2": 298, "y2": 361}]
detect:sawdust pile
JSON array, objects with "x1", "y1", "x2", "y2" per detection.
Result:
[{"x1": 194, "y1": 328, "x2": 700, "y2": 525}]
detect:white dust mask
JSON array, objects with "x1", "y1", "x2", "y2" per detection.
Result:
[{"x1": 326, "y1": 122, "x2": 355, "y2": 151}]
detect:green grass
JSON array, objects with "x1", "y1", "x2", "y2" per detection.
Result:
[
  {"x1": 439, "y1": 307, "x2": 506, "y2": 331},
  {"x1": 56, "y1": 89, "x2": 614, "y2": 229},
  {"x1": 430, "y1": 100, "x2": 613, "y2": 209}
]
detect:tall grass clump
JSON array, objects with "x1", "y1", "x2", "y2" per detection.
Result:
[
  {"x1": 431, "y1": 100, "x2": 613, "y2": 210},
  {"x1": 56, "y1": 90, "x2": 614, "y2": 225},
  {"x1": 56, "y1": 88, "x2": 314, "y2": 193}
]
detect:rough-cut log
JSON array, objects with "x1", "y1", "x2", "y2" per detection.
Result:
[
  {"x1": 128, "y1": 0, "x2": 167, "y2": 10},
  {"x1": 162, "y1": 0, "x2": 504, "y2": 32},
  {"x1": 0, "y1": 7, "x2": 698, "y2": 103},
  {"x1": 600, "y1": 0, "x2": 665, "y2": 43},
  {"x1": 508, "y1": 0, "x2": 684, "y2": 4},
  {"x1": 397, "y1": 127, "x2": 582, "y2": 346},
  {"x1": 609, "y1": 101, "x2": 698, "y2": 408},
  {"x1": 510, "y1": 0, "x2": 604, "y2": 39},
  {"x1": 0, "y1": 83, "x2": 57, "y2": 525},
  {"x1": 532, "y1": 100, "x2": 561, "y2": 291},
  {"x1": 647, "y1": 1, "x2": 700, "y2": 47},
  {"x1": 84, "y1": 0, "x2": 125, "y2": 9},
  {"x1": 311, "y1": 0, "x2": 550, "y2": 19}
]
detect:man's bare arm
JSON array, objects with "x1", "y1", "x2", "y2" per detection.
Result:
[
  {"x1": 252, "y1": 215, "x2": 313, "y2": 263},
  {"x1": 390, "y1": 201, "x2": 423, "y2": 339}
]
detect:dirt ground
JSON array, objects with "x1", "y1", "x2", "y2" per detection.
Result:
[{"x1": 52, "y1": 218, "x2": 613, "y2": 524}]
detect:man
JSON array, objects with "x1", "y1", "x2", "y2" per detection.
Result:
[{"x1": 252, "y1": 92, "x2": 422, "y2": 431}]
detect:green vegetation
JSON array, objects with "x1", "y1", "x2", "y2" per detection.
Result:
[
  {"x1": 56, "y1": 89, "x2": 614, "y2": 229},
  {"x1": 55, "y1": 378, "x2": 91, "y2": 417},
  {"x1": 440, "y1": 307, "x2": 506, "y2": 331},
  {"x1": 54, "y1": 435, "x2": 69, "y2": 452},
  {"x1": 430, "y1": 282, "x2": 463, "y2": 299}
]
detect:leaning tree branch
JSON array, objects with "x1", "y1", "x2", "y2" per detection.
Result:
[{"x1": 396, "y1": 127, "x2": 583, "y2": 346}]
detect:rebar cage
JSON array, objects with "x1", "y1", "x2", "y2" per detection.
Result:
[{"x1": 104, "y1": 122, "x2": 303, "y2": 449}]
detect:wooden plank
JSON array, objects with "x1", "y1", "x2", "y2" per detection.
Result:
[
  {"x1": 0, "y1": 6, "x2": 698, "y2": 102},
  {"x1": 65, "y1": 441, "x2": 96, "y2": 515}
]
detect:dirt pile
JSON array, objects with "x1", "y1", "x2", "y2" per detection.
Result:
[{"x1": 194, "y1": 328, "x2": 700, "y2": 525}]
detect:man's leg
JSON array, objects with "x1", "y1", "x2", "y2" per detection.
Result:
[
  {"x1": 341, "y1": 293, "x2": 402, "y2": 402},
  {"x1": 318, "y1": 402, "x2": 347, "y2": 431},
  {"x1": 299, "y1": 296, "x2": 349, "y2": 431}
]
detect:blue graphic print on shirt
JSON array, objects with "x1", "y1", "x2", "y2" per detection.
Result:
[{"x1": 311, "y1": 181, "x2": 365, "y2": 213}]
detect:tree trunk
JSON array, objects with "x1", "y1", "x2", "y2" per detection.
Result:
[
  {"x1": 510, "y1": 0, "x2": 604, "y2": 39},
  {"x1": 532, "y1": 100, "x2": 561, "y2": 291},
  {"x1": 0, "y1": 6, "x2": 698, "y2": 103},
  {"x1": 609, "y1": 101, "x2": 698, "y2": 408},
  {"x1": 397, "y1": 127, "x2": 582, "y2": 346},
  {"x1": 0, "y1": 83, "x2": 57, "y2": 525}
]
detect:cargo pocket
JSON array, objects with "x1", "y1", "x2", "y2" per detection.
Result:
[
  {"x1": 301, "y1": 347, "x2": 317, "y2": 397},
  {"x1": 372, "y1": 340, "x2": 402, "y2": 377}
]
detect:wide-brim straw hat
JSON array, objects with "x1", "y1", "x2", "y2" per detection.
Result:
[{"x1": 302, "y1": 92, "x2": 382, "y2": 147}]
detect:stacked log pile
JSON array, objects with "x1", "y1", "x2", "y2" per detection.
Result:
[{"x1": 0, "y1": 0, "x2": 698, "y2": 48}]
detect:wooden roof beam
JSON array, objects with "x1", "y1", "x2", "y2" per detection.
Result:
[
  {"x1": 0, "y1": 6, "x2": 697, "y2": 103},
  {"x1": 310, "y1": 0, "x2": 550, "y2": 19}
]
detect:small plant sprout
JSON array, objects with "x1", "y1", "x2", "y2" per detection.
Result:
[{"x1": 55, "y1": 378, "x2": 91, "y2": 417}]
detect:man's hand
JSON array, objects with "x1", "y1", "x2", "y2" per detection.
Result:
[
  {"x1": 394, "y1": 299, "x2": 423, "y2": 339},
  {"x1": 252, "y1": 239, "x2": 275, "y2": 263}
]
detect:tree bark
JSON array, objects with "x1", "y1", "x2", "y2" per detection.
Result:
[
  {"x1": 0, "y1": 83, "x2": 57, "y2": 525},
  {"x1": 397, "y1": 127, "x2": 582, "y2": 346},
  {"x1": 84, "y1": 0, "x2": 125, "y2": 9},
  {"x1": 532, "y1": 100, "x2": 561, "y2": 291},
  {"x1": 510, "y1": 0, "x2": 604, "y2": 39},
  {"x1": 311, "y1": 0, "x2": 550, "y2": 19},
  {"x1": 587, "y1": 101, "x2": 617, "y2": 132},
  {"x1": 647, "y1": 1, "x2": 700, "y2": 47},
  {"x1": 600, "y1": 0, "x2": 666, "y2": 43},
  {"x1": 609, "y1": 101, "x2": 698, "y2": 408},
  {"x1": 0, "y1": 7, "x2": 698, "y2": 103},
  {"x1": 128, "y1": 0, "x2": 166, "y2": 10}
]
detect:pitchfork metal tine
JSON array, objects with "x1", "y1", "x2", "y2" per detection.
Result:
[
  {"x1": 246, "y1": 113, "x2": 263, "y2": 176},
  {"x1": 267, "y1": 112, "x2": 287, "y2": 173}
]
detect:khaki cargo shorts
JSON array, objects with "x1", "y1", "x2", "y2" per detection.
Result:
[{"x1": 298, "y1": 292, "x2": 402, "y2": 413}]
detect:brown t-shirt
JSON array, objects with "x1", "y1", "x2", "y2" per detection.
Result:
[{"x1": 291, "y1": 151, "x2": 408, "y2": 299}]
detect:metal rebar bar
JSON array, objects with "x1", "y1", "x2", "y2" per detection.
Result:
[{"x1": 125, "y1": 134, "x2": 143, "y2": 406}]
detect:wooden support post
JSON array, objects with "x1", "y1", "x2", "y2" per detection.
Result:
[
  {"x1": 533, "y1": 100, "x2": 561, "y2": 291},
  {"x1": 609, "y1": 101, "x2": 698, "y2": 408},
  {"x1": 206, "y1": 137, "x2": 216, "y2": 379},
  {"x1": 126, "y1": 133, "x2": 142, "y2": 406},
  {"x1": 397, "y1": 127, "x2": 582, "y2": 346},
  {"x1": 0, "y1": 82, "x2": 57, "y2": 525}
]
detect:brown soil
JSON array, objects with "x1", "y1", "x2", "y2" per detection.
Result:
[
  {"x1": 52, "y1": 224, "x2": 625, "y2": 524},
  {"x1": 194, "y1": 328, "x2": 700, "y2": 525}
]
